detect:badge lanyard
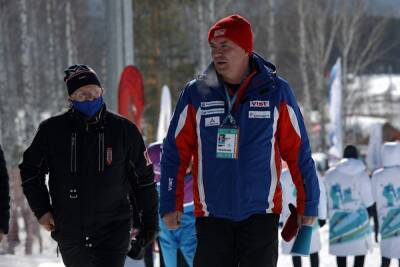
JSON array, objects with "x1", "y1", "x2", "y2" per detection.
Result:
[
  {"x1": 222, "y1": 83, "x2": 239, "y2": 127},
  {"x1": 216, "y1": 84, "x2": 240, "y2": 159}
]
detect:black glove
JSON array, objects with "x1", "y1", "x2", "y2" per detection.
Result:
[
  {"x1": 135, "y1": 224, "x2": 159, "y2": 248},
  {"x1": 374, "y1": 223, "x2": 379, "y2": 243},
  {"x1": 135, "y1": 183, "x2": 159, "y2": 244},
  {"x1": 318, "y1": 219, "x2": 326, "y2": 228},
  {"x1": 126, "y1": 225, "x2": 158, "y2": 260},
  {"x1": 367, "y1": 203, "x2": 379, "y2": 243},
  {"x1": 127, "y1": 238, "x2": 146, "y2": 260},
  {"x1": 129, "y1": 193, "x2": 142, "y2": 229},
  {"x1": 128, "y1": 178, "x2": 158, "y2": 260}
]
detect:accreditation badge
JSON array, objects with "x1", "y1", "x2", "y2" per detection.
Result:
[{"x1": 216, "y1": 126, "x2": 239, "y2": 159}]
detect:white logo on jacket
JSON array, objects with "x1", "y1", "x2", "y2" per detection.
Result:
[
  {"x1": 201, "y1": 108, "x2": 225, "y2": 116},
  {"x1": 201, "y1": 101, "x2": 224, "y2": 108},
  {"x1": 249, "y1": 111, "x2": 270, "y2": 119},
  {"x1": 168, "y1": 177, "x2": 174, "y2": 191},
  {"x1": 205, "y1": 116, "x2": 220, "y2": 127}
]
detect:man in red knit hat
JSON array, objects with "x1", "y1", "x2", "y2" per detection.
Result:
[{"x1": 160, "y1": 14, "x2": 319, "y2": 267}]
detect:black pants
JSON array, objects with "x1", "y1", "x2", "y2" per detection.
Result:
[
  {"x1": 336, "y1": 256, "x2": 365, "y2": 267},
  {"x1": 58, "y1": 220, "x2": 130, "y2": 267},
  {"x1": 381, "y1": 257, "x2": 400, "y2": 267},
  {"x1": 292, "y1": 252, "x2": 319, "y2": 267},
  {"x1": 144, "y1": 243, "x2": 154, "y2": 267},
  {"x1": 59, "y1": 245, "x2": 127, "y2": 267},
  {"x1": 194, "y1": 213, "x2": 279, "y2": 267}
]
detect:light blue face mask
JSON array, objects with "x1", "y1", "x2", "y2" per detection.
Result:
[{"x1": 72, "y1": 96, "x2": 104, "y2": 117}]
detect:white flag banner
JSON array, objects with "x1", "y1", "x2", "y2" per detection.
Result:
[
  {"x1": 157, "y1": 85, "x2": 172, "y2": 142},
  {"x1": 328, "y1": 58, "x2": 343, "y2": 158}
]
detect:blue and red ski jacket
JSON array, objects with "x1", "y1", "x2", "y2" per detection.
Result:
[{"x1": 160, "y1": 53, "x2": 319, "y2": 221}]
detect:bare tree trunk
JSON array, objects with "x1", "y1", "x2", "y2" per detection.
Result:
[
  {"x1": 297, "y1": 0, "x2": 311, "y2": 124},
  {"x1": 148, "y1": 0, "x2": 161, "y2": 91},
  {"x1": 22, "y1": 202, "x2": 34, "y2": 254},
  {"x1": 123, "y1": 0, "x2": 135, "y2": 65},
  {"x1": 266, "y1": 0, "x2": 276, "y2": 63},
  {"x1": 197, "y1": 0, "x2": 215, "y2": 73},
  {"x1": 6, "y1": 209, "x2": 19, "y2": 254},
  {"x1": 23, "y1": 206, "x2": 41, "y2": 254},
  {"x1": 197, "y1": 0, "x2": 207, "y2": 73},
  {"x1": 337, "y1": 0, "x2": 389, "y2": 144},
  {"x1": 65, "y1": 1, "x2": 77, "y2": 66},
  {"x1": 30, "y1": 0, "x2": 43, "y2": 115},
  {"x1": 6, "y1": 168, "x2": 22, "y2": 254},
  {"x1": 0, "y1": 3, "x2": 8, "y2": 143},
  {"x1": 299, "y1": 0, "x2": 341, "y2": 151},
  {"x1": 46, "y1": 0, "x2": 59, "y2": 112},
  {"x1": 51, "y1": 1, "x2": 67, "y2": 111},
  {"x1": 208, "y1": 0, "x2": 215, "y2": 23},
  {"x1": 19, "y1": 0, "x2": 37, "y2": 144}
]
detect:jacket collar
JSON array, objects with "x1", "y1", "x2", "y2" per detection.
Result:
[
  {"x1": 197, "y1": 52, "x2": 277, "y2": 95},
  {"x1": 69, "y1": 104, "x2": 107, "y2": 133}
]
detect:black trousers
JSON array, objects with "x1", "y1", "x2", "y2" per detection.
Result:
[
  {"x1": 58, "y1": 219, "x2": 131, "y2": 267},
  {"x1": 194, "y1": 213, "x2": 279, "y2": 267},
  {"x1": 59, "y1": 245, "x2": 127, "y2": 267},
  {"x1": 292, "y1": 252, "x2": 319, "y2": 267},
  {"x1": 381, "y1": 257, "x2": 400, "y2": 267},
  {"x1": 336, "y1": 256, "x2": 365, "y2": 267}
]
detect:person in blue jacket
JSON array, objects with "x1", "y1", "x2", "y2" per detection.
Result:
[
  {"x1": 160, "y1": 14, "x2": 320, "y2": 267},
  {"x1": 148, "y1": 142, "x2": 196, "y2": 267}
]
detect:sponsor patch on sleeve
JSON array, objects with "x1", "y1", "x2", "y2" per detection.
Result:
[
  {"x1": 249, "y1": 110, "x2": 270, "y2": 119},
  {"x1": 205, "y1": 116, "x2": 220, "y2": 127}
]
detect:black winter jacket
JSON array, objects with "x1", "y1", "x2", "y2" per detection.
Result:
[
  {"x1": 0, "y1": 145, "x2": 10, "y2": 234},
  {"x1": 19, "y1": 105, "x2": 158, "y2": 245}
]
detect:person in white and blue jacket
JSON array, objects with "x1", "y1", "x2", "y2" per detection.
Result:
[
  {"x1": 160, "y1": 14, "x2": 320, "y2": 267},
  {"x1": 325, "y1": 145, "x2": 376, "y2": 267},
  {"x1": 371, "y1": 142, "x2": 400, "y2": 267},
  {"x1": 280, "y1": 164, "x2": 327, "y2": 267}
]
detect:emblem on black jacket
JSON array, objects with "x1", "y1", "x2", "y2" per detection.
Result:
[{"x1": 106, "y1": 147, "x2": 112, "y2": 165}]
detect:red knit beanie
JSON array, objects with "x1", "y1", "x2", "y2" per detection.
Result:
[{"x1": 208, "y1": 14, "x2": 253, "y2": 54}]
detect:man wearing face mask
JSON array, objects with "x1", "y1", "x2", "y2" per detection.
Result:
[{"x1": 19, "y1": 64, "x2": 158, "y2": 267}]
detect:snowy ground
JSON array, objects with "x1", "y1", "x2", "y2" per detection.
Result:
[{"x1": 0, "y1": 227, "x2": 393, "y2": 267}]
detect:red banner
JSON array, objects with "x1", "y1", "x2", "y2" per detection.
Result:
[{"x1": 117, "y1": 66, "x2": 144, "y2": 131}]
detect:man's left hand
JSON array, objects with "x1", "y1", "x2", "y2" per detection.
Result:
[
  {"x1": 135, "y1": 225, "x2": 159, "y2": 248},
  {"x1": 297, "y1": 214, "x2": 317, "y2": 226}
]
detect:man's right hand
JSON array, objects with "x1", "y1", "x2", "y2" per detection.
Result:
[
  {"x1": 0, "y1": 230, "x2": 4, "y2": 242},
  {"x1": 38, "y1": 212, "x2": 55, "y2": 232},
  {"x1": 162, "y1": 211, "x2": 182, "y2": 230}
]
